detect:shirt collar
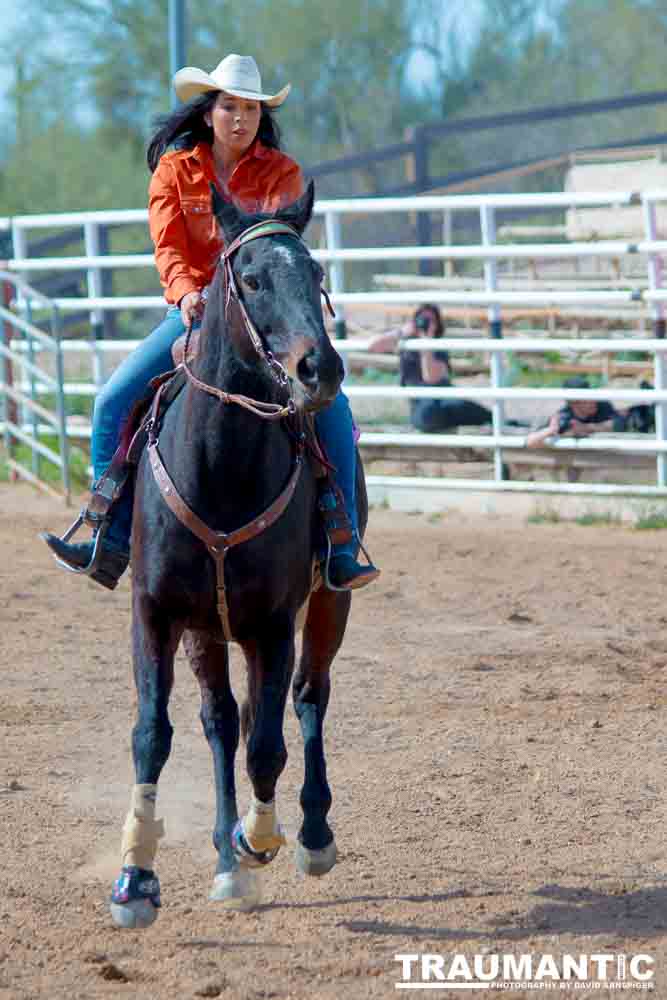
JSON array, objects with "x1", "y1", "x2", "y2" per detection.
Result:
[{"x1": 250, "y1": 140, "x2": 270, "y2": 160}]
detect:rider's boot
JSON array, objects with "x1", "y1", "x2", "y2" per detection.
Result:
[
  {"x1": 42, "y1": 527, "x2": 129, "y2": 591},
  {"x1": 327, "y1": 550, "x2": 380, "y2": 590},
  {"x1": 319, "y1": 485, "x2": 380, "y2": 592},
  {"x1": 41, "y1": 480, "x2": 132, "y2": 591}
]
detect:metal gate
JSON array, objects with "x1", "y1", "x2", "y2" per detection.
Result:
[{"x1": 0, "y1": 273, "x2": 71, "y2": 502}]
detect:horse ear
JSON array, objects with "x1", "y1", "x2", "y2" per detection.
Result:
[
  {"x1": 209, "y1": 183, "x2": 254, "y2": 242},
  {"x1": 276, "y1": 179, "x2": 315, "y2": 236}
]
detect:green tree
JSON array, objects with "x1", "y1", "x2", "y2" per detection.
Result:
[
  {"x1": 4, "y1": 0, "x2": 428, "y2": 161},
  {"x1": 6, "y1": 0, "x2": 667, "y2": 217}
]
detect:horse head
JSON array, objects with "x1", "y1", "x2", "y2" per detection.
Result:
[{"x1": 210, "y1": 180, "x2": 344, "y2": 411}]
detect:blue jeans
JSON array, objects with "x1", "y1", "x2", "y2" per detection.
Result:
[
  {"x1": 91, "y1": 306, "x2": 357, "y2": 553},
  {"x1": 314, "y1": 390, "x2": 358, "y2": 556},
  {"x1": 91, "y1": 306, "x2": 184, "y2": 482},
  {"x1": 411, "y1": 398, "x2": 492, "y2": 433}
]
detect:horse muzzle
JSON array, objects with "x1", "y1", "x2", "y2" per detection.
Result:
[
  {"x1": 294, "y1": 345, "x2": 344, "y2": 412},
  {"x1": 274, "y1": 335, "x2": 316, "y2": 379},
  {"x1": 273, "y1": 336, "x2": 343, "y2": 411}
]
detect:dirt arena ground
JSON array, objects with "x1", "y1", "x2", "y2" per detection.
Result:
[{"x1": 2, "y1": 482, "x2": 667, "y2": 999}]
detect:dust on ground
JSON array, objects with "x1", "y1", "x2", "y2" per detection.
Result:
[{"x1": 1, "y1": 483, "x2": 667, "y2": 999}]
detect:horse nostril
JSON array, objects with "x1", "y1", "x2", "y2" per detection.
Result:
[{"x1": 297, "y1": 348, "x2": 318, "y2": 386}]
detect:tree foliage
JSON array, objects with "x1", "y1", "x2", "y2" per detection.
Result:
[{"x1": 3, "y1": 0, "x2": 667, "y2": 214}]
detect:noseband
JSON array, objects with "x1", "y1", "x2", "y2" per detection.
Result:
[{"x1": 181, "y1": 219, "x2": 336, "y2": 422}]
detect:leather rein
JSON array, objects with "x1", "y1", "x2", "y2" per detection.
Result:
[{"x1": 147, "y1": 219, "x2": 333, "y2": 643}]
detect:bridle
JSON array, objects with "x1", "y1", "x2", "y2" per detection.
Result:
[
  {"x1": 180, "y1": 219, "x2": 336, "y2": 421},
  {"x1": 147, "y1": 218, "x2": 336, "y2": 644}
]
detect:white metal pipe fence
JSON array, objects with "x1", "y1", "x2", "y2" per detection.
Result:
[
  {"x1": 0, "y1": 274, "x2": 70, "y2": 501},
  {"x1": 4, "y1": 189, "x2": 667, "y2": 498}
]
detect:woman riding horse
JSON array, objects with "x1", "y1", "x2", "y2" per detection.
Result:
[{"x1": 42, "y1": 53, "x2": 378, "y2": 592}]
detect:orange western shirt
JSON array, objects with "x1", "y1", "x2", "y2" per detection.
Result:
[{"x1": 148, "y1": 140, "x2": 304, "y2": 305}]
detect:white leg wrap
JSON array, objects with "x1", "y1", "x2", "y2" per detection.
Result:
[
  {"x1": 120, "y1": 784, "x2": 165, "y2": 870},
  {"x1": 243, "y1": 796, "x2": 286, "y2": 853}
]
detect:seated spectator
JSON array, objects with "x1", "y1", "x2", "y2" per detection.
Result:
[
  {"x1": 367, "y1": 304, "x2": 494, "y2": 433},
  {"x1": 526, "y1": 375, "x2": 654, "y2": 448}
]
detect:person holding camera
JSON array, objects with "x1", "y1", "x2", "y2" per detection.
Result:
[
  {"x1": 367, "y1": 303, "x2": 494, "y2": 432},
  {"x1": 526, "y1": 376, "x2": 631, "y2": 448}
]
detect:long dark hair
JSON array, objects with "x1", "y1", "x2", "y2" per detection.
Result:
[
  {"x1": 147, "y1": 92, "x2": 282, "y2": 172},
  {"x1": 414, "y1": 303, "x2": 444, "y2": 338}
]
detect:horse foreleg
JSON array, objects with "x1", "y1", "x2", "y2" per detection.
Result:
[
  {"x1": 234, "y1": 629, "x2": 293, "y2": 869},
  {"x1": 110, "y1": 593, "x2": 181, "y2": 930},
  {"x1": 183, "y1": 629, "x2": 257, "y2": 909},
  {"x1": 293, "y1": 587, "x2": 350, "y2": 877}
]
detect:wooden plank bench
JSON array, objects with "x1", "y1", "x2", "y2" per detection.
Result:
[
  {"x1": 358, "y1": 431, "x2": 659, "y2": 484},
  {"x1": 502, "y1": 442, "x2": 657, "y2": 483}
]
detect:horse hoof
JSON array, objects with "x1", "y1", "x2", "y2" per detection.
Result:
[
  {"x1": 110, "y1": 898, "x2": 158, "y2": 929},
  {"x1": 110, "y1": 865, "x2": 160, "y2": 929},
  {"x1": 209, "y1": 869, "x2": 261, "y2": 910},
  {"x1": 295, "y1": 838, "x2": 337, "y2": 877}
]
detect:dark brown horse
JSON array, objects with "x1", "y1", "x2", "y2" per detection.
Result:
[{"x1": 109, "y1": 182, "x2": 368, "y2": 927}]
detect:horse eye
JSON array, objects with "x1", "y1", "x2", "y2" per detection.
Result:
[{"x1": 242, "y1": 273, "x2": 260, "y2": 292}]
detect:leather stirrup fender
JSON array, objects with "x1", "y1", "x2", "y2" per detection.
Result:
[{"x1": 318, "y1": 482, "x2": 353, "y2": 547}]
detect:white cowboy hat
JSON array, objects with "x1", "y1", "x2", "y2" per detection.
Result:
[{"x1": 173, "y1": 54, "x2": 291, "y2": 107}]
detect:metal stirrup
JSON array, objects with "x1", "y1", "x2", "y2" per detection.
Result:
[
  {"x1": 320, "y1": 533, "x2": 378, "y2": 592},
  {"x1": 48, "y1": 514, "x2": 109, "y2": 576}
]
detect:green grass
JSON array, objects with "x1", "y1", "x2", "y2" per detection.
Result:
[
  {"x1": 510, "y1": 365, "x2": 604, "y2": 389},
  {"x1": 574, "y1": 511, "x2": 621, "y2": 527},
  {"x1": 0, "y1": 438, "x2": 89, "y2": 492},
  {"x1": 38, "y1": 391, "x2": 92, "y2": 419},
  {"x1": 527, "y1": 503, "x2": 561, "y2": 524},
  {"x1": 615, "y1": 350, "x2": 651, "y2": 362},
  {"x1": 634, "y1": 506, "x2": 667, "y2": 530}
]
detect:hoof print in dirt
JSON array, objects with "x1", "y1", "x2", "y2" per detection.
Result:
[{"x1": 98, "y1": 962, "x2": 130, "y2": 982}]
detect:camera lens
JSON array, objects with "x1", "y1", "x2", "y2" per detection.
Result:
[{"x1": 557, "y1": 412, "x2": 572, "y2": 434}]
